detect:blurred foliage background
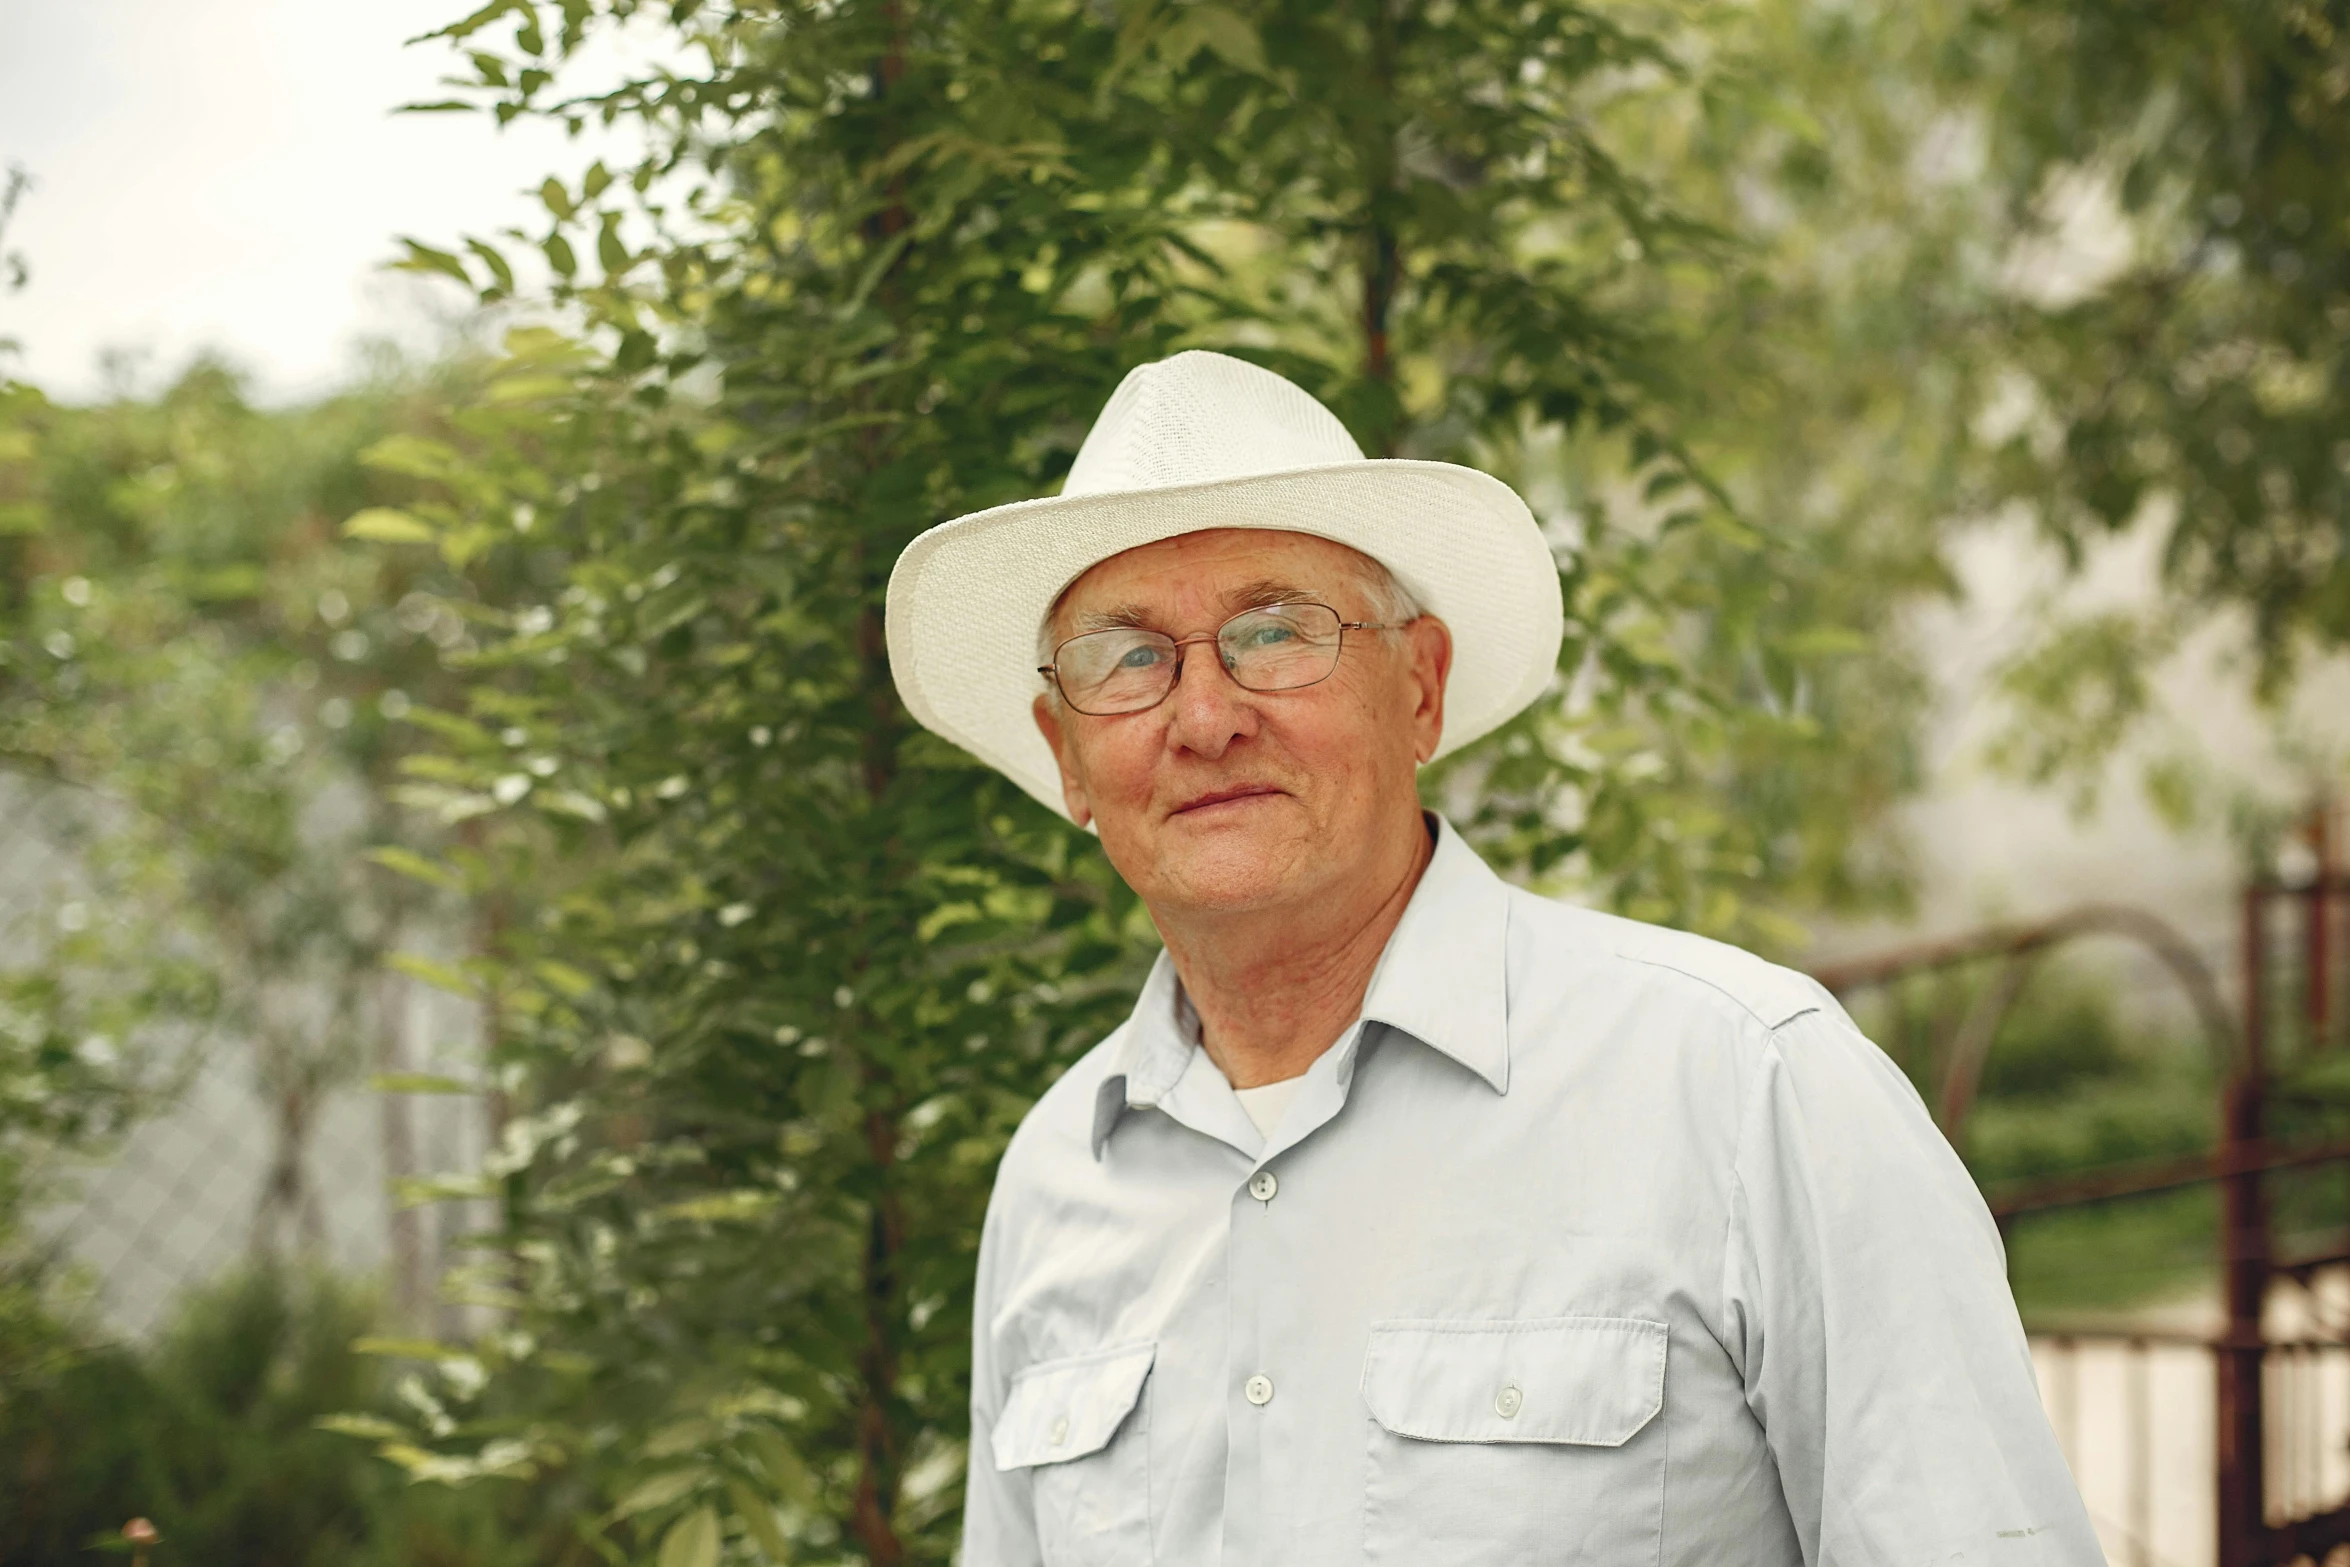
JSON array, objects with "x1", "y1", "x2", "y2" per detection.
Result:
[{"x1": 1, "y1": 0, "x2": 2346, "y2": 1561}]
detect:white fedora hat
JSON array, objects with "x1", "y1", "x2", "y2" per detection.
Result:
[{"x1": 884, "y1": 350, "x2": 1565, "y2": 818}]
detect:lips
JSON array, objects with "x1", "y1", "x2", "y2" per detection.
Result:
[{"x1": 1170, "y1": 784, "x2": 1285, "y2": 816}]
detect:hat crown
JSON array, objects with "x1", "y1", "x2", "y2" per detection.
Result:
[{"x1": 1063, "y1": 351, "x2": 1366, "y2": 498}]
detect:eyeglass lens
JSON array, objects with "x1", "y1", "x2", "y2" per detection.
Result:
[{"x1": 1053, "y1": 603, "x2": 1346, "y2": 715}]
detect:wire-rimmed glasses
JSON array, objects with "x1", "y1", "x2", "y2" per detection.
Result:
[{"x1": 1040, "y1": 601, "x2": 1392, "y2": 717}]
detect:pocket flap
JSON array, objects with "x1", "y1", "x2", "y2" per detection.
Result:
[
  {"x1": 991, "y1": 1341, "x2": 1156, "y2": 1472},
  {"x1": 1361, "y1": 1316, "x2": 1665, "y2": 1446}
]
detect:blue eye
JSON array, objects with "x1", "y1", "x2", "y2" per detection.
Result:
[
  {"x1": 1243, "y1": 624, "x2": 1296, "y2": 648},
  {"x1": 1117, "y1": 644, "x2": 1165, "y2": 669}
]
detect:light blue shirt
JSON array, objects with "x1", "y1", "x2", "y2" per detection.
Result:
[{"x1": 964, "y1": 819, "x2": 2099, "y2": 1566}]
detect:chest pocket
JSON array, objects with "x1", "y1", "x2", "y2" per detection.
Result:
[
  {"x1": 1360, "y1": 1316, "x2": 1667, "y2": 1567},
  {"x1": 992, "y1": 1341, "x2": 1155, "y2": 1567}
]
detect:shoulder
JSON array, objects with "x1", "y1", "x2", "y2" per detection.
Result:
[
  {"x1": 1501, "y1": 885, "x2": 1836, "y2": 1036},
  {"x1": 1497, "y1": 889, "x2": 1929, "y2": 1145}
]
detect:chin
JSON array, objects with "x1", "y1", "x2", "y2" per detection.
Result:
[{"x1": 1146, "y1": 832, "x2": 1313, "y2": 913}]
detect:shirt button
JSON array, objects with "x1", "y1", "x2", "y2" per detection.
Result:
[
  {"x1": 1248, "y1": 1170, "x2": 1278, "y2": 1202},
  {"x1": 1244, "y1": 1373, "x2": 1275, "y2": 1406},
  {"x1": 1049, "y1": 1416, "x2": 1069, "y2": 1445},
  {"x1": 1495, "y1": 1385, "x2": 1523, "y2": 1419}
]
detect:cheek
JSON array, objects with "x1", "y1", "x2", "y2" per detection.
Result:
[
  {"x1": 1288, "y1": 680, "x2": 1412, "y2": 772},
  {"x1": 1069, "y1": 721, "x2": 1167, "y2": 806}
]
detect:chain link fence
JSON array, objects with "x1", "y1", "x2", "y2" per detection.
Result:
[{"x1": 3, "y1": 769, "x2": 492, "y2": 1340}]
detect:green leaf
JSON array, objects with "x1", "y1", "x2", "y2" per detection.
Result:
[
  {"x1": 643, "y1": 1418, "x2": 717, "y2": 1459},
  {"x1": 540, "y1": 789, "x2": 609, "y2": 822},
  {"x1": 743, "y1": 1430, "x2": 817, "y2": 1507},
  {"x1": 844, "y1": 231, "x2": 912, "y2": 313},
  {"x1": 392, "y1": 237, "x2": 472, "y2": 286},
  {"x1": 368, "y1": 1072, "x2": 478, "y2": 1095},
  {"x1": 186, "y1": 563, "x2": 268, "y2": 600},
  {"x1": 394, "y1": 1172, "x2": 496, "y2": 1207},
  {"x1": 533, "y1": 960, "x2": 596, "y2": 999},
  {"x1": 487, "y1": 373, "x2": 574, "y2": 404},
  {"x1": 615, "y1": 1468, "x2": 711, "y2": 1519},
  {"x1": 657, "y1": 1506, "x2": 721, "y2": 1567},
  {"x1": 353, "y1": 1336, "x2": 467, "y2": 1361},
  {"x1": 658, "y1": 1190, "x2": 778, "y2": 1223},
  {"x1": 398, "y1": 705, "x2": 494, "y2": 747},
  {"x1": 365, "y1": 845, "x2": 464, "y2": 890},
  {"x1": 342, "y1": 507, "x2": 439, "y2": 544},
  {"x1": 465, "y1": 238, "x2": 517, "y2": 296},
  {"x1": 917, "y1": 902, "x2": 982, "y2": 942},
  {"x1": 388, "y1": 952, "x2": 480, "y2": 998},
  {"x1": 1180, "y1": 5, "x2": 1267, "y2": 73},
  {"x1": 359, "y1": 433, "x2": 465, "y2": 480},
  {"x1": 726, "y1": 1480, "x2": 793, "y2": 1563}
]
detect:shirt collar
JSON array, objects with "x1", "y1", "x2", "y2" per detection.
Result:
[
  {"x1": 1094, "y1": 816, "x2": 1513, "y2": 1157},
  {"x1": 1356, "y1": 815, "x2": 1513, "y2": 1096}
]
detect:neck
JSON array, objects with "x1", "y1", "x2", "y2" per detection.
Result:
[{"x1": 1157, "y1": 813, "x2": 1436, "y2": 1090}]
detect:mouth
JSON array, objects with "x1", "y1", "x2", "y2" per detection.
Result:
[{"x1": 1169, "y1": 784, "x2": 1286, "y2": 818}]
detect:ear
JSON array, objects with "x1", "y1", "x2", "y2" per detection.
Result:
[
  {"x1": 1032, "y1": 693, "x2": 1093, "y2": 828},
  {"x1": 1404, "y1": 616, "x2": 1452, "y2": 765}
]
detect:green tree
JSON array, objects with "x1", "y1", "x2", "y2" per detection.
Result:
[
  {"x1": 1131, "y1": 0, "x2": 1936, "y2": 936},
  {"x1": 357, "y1": 4, "x2": 1948, "y2": 1565},
  {"x1": 1644, "y1": 0, "x2": 2349, "y2": 799},
  {"x1": 1976, "y1": 0, "x2": 2350, "y2": 694},
  {"x1": 353, "y1": 6, "x2": 1204, "y2": 1563}
]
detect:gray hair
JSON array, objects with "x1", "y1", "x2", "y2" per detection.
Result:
[{"x1": 1036, "y1": 549, "x2": 1426, "y2": 670}]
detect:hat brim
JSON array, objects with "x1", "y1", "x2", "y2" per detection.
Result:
[{"x1": 884, "y1": 459, "x2": 1566, "y2": 819}]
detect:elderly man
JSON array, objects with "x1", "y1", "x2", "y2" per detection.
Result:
[{"x1": 886, "y1": 351, "x2": 2097, "y2": 1566}]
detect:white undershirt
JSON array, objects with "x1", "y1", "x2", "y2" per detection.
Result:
[
  {"x1": 1230, "y1": 1076, "x2": 1304, "y2": 1139},
  {"x1": 1179, "y1": 984, "x2": 1311, "y2": 1138}
]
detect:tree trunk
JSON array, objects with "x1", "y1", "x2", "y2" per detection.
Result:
[
  {"x1": 252, "y1": 1067, "x2": 320, "y2": 1257},
  {"x1": 849, "y1": 1094, "x2": 909, "y2": 1567},
  {"x1": 846, "y1": 6, "x2": 914, "y2": 1560},
  {"x1": 377, "y1": 967, "x2": 427, "y2": 1328},
  {"x1": 1358, "y1": 0, "x2": 1403, "y2": 456}
]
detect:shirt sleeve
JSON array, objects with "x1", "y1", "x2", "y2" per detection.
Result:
[
  {"x1": 961, "y1": 1188, "x2": 1042, "y2": 1567},
  {"x1": 1722, "y1": 1004, "x2": 2104, "y2": 1565}
]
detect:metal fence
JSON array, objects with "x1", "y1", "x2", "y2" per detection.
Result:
[
  {"x1": 3, "y1": 769, "x2": 491, "y2": 1340},
  {"x1": 2033, "y1": 1319, "x2": 2350, "y2": 1567},
  {"x1": 32, "y1": 993, "x2": 493, "y2": 1339},
  {"x1": 1825, "y1": 797, "x2": 2350, "y2": 1567}
]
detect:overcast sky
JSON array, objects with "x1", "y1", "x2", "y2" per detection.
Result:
[{"x1": 0, "y1": 0, "x2": 639, "y2": 402}]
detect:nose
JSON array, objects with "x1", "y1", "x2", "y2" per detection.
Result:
[{"x1": 1161, "y1": 638, "x2": 1258, "y2": 760}]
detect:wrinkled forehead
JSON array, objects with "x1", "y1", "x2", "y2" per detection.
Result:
[{"x1": 1046, "y1": 527, "x2": 1386, "y2": 636}]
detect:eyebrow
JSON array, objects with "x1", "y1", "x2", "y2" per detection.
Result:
[{"x1": 1065, "y1": 579, "x2": 1319, "y2": 637}]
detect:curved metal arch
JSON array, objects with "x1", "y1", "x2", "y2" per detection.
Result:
[{"x1": 1809, "y1": 903, "x2": 2239, "y2": 1142}]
